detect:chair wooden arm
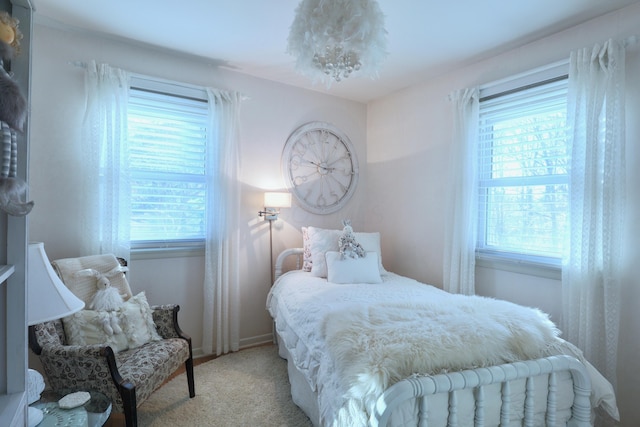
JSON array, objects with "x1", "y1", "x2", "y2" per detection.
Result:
[{"x1": 150, "y1": 304, "x2": 195, "y2": 398}]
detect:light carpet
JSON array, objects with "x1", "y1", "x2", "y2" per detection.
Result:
[{"x1": 138, "y1": 344, "x2": 313, "y2": 426}]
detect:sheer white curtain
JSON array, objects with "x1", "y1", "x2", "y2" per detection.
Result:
[
  {"x1": 202, "y1": 89, "x2": 242, "y2": 356},
  {"x1": 562, "y1": 39, "x2": 626, "y2": 388},
  {"x1": 443, "y1": 88, "x2": 479, "y2": 295},
  {"x1": 81, "y1": 61, "x2": 131, "y2": 260}
]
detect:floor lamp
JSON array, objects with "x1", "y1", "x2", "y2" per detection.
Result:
[
  {"x1": 258, "y1": 192, "x2": 291, "y2": 284},
  {"x1": 27, "y1": 242, "x2": 85, "y2": 427}
]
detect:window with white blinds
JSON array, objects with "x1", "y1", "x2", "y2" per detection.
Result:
[
  {"x1": 477, "y1": 76, "x2": 569, "y2": 264},
  {"x1": 128, "y1": 81, "x2": 209, "y2": 248}
]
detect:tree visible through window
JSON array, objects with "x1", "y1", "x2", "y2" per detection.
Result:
[
  {"x1": 477, "y1": 77, "x2": 568, "y2": 264},
  {"x1": 128, "y1": 81, "x2": 209, "y2": 249}
]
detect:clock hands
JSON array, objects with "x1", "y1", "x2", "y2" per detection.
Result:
[{"x1": 307, "y1": 160, "x2": 335, "y2": 172}]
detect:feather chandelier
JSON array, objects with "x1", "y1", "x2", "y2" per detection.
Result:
[{"x1": 287, "y1": 0, "x2": 388, "y2": 84}]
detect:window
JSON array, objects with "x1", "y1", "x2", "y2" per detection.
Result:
[
  {"x1": 127, "y1": 77, "x2": 210, "y2": 250},
  {"x1": 477, "y1": 76, "x2": 569, "y2": 266}
]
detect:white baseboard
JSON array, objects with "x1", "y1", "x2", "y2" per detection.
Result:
[
  {"x1": 192, "y1": 333, "x2": 274, "y2": 359},
  {"x1": 240, "y1": 333, "x2": 273, "y2": 349}
]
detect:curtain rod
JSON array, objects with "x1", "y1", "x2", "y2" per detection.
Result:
[{"x1": 67, "y1": 60, "x2": 249, "y2": 101}]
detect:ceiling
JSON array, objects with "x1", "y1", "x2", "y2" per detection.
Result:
[{"x1": 32, "y1": 0, "x2": 639, "y2": 103}]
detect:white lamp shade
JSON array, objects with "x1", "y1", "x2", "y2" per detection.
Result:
[
  {"x1": 27, "y1": 242, "x2": 85, "y2": 325},
  {"x1": 264, "y1": 192, "x2": 291, "y2": 208}
]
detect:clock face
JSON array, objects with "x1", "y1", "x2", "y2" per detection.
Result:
[{"x1": 282, "y1": 122, "x2": 359, "y2": 214}]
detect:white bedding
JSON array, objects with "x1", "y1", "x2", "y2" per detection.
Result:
[{"x1": 266, "y1": 270, "x2": 619, "y2": 426}]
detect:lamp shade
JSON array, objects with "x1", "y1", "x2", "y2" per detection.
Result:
[
  {"x1": 264, "y1": 192, "x2": 291, "y2": 208},
  {"x1": 27, "y1": 242, "x2": 85, "y2": 325}
]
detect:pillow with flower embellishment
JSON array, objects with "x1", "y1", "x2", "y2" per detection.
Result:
[{"x1": 307, "y1": 225, "x2": 387, "y2": 278}]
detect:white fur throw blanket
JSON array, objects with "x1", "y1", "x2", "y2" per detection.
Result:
[{"x1": 322, "y1": 294, "x2": 560, "y2": 422}]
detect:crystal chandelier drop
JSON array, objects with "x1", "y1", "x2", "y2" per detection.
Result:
[{"x1": 287, "y1": 0, "x2": 388, "y2": 84}]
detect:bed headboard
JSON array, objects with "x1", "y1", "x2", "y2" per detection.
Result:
[{"x1": 274, "y1": 248, "x2": 304, "y2": 282}]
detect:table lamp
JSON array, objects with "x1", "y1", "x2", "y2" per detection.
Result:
[{"x1": 27, "y1": 242, "x2": 85, "y2": 427}]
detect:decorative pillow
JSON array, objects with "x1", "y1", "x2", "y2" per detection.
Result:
[
  {"x1": 302, "y1": 226, "x2": 312, "y2": 272},
  {"x1": 63, "y1": 291, "x2": 161, "y2": 352},
  {"x1": 118, "y1": 292, "x2": 162, "y2": 349},
  {"x1": 63, "y1": 309, "x2": 129, "y2": 352},
  {"x1": 325, "y1": 251, "x2": 382, "y2": 284},
  {"x1": 308, "y1": 226, "x2": 387, "y2": 278},
  {"x1": 354, "y1": 232, "x2": 387, "y2": 275},
  {"x1": 308, "y1": 227, "x2": 341, "y2": 277}
]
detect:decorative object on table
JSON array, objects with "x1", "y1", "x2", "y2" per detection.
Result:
[
  {"x1": 58, "y1": 391, "x2": 91, "y2": 409},
  {"x1": 282, "y1": 121, "x2": 358, "y2": 214},
  {"x1": 287, "y1": 0, "x2": 387, "y2": 84},
  {"x1": 0, "y1": 11, "x2": 32, "y2": 216},
  {"x1": 258, "y1": 191, "x2": 292, "y2": 284},
  {"x1": 338, "y1": 219, "x2": 365, "y2": 259},
  {"x1": 27, "y1": 368, "x2": 46, "y2": 427},
  {"x1": 74, "y1": 265, "x2": 129, "y2": 335},
  {"x1": 27, "y1": 242, "x2": 86, "y2": 427}
]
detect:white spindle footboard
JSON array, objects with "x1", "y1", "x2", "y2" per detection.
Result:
[{"x1": 370, "y1": 355, "x2": 591, "y2": 427}]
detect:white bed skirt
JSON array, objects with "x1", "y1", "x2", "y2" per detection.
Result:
[{"x1": 279, "y1": 334, "x2": 320, "y2": 426}]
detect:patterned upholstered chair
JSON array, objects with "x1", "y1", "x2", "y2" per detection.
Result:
[{"x1": 28, "y1": 254, "x2": 195, "y2": 427}]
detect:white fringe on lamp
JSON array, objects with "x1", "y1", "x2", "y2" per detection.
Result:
[{"x1": 287, "y1": 0, "x2": 388, "y2": 84}]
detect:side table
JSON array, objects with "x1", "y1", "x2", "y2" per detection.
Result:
[{"x1": 32, "y1": 389, "x2": 112, "y2": 427}]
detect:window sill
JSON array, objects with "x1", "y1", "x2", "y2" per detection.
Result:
[
  {"x1": 476, "y1": 252, "x2": 561, "y2": 280},
  {"x1": 131, "y1": 246, "x2": 205, "y2": 260}
]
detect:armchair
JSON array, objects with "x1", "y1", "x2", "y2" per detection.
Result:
[{"x1": 28, "y1": 253, "x2": 195, "y2": 427}]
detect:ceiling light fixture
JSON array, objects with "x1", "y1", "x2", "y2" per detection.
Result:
[{"x1": 287, "y1": 0, "x2": 388, "y2": 84}]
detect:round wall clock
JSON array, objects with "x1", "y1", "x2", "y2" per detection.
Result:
[{"x1": 282, "y1": 122, "x2": 359, "y2": 214}]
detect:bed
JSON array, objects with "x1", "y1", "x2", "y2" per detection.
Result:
[{"x1": 266, "y1": 227, "x2": 619, "y2": 427}]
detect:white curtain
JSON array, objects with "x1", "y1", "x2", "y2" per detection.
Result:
[
  {"x1": 202, "y1": 88, "x2": 242, "y2": 356},
  {"x1": 443, "y1": 88, "x2": 479, "y2": 295},
  {"x1": 81, "y1": 61, "x2": 131, "y2": 260},
  {"x1": 562, "y1": 39, "x2": 626, "y2": 388}
]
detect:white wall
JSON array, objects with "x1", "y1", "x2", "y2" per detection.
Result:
[
  {"x1": 366, "y1": 4, "x2": 640, "y2": 425},
  {"x1": 28, "y1": 21, "x2": 367, "y2": 355}
]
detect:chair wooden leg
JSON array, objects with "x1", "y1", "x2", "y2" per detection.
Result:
[
  {"x1": 186, "y1": 357, "x2": 195, "y2": 398},
  {"x1": 120, "y1": 385, "x2": 137, "y2": 427}
]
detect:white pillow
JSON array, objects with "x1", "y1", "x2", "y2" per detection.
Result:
[
  {"x1": 63, "y1": 291, "x2": 161, "y2": 352},
  {"x1": 354, "y1": 232, "x2": 387, "y2": 274},
  {"x1": 63, "y1": 309, "x2": 129, "y2": 352},
  {"x1": 308, "y1": 226, "x2": 387, "y2": 278},
  {"x1": 308, "y1": 227, "x2": 341, "y2": 277},
  {"x1": 325, "y1": 251, "x2": 382, "y2": 284},
  {"x1": 119, "y1": 292, "x2": 162, "y2": 349}
]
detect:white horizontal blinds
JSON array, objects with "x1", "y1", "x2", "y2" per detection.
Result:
[
  {"x1": 128, "y1": 85, "x2": 209, "y2": 244},
  {"x1": 478, "y1": 77, "x2": 569, "y2": 260}
]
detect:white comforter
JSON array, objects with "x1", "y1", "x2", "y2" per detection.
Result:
[{"x1": 267, "y1": 270, "x2": 619, "y2": 426}]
